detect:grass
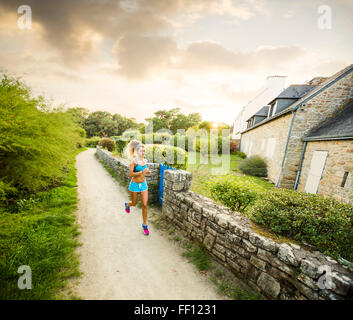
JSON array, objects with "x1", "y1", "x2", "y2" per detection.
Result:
[
  {"x1": 182, "y1": 242, "x2": 212, "y2": 272},
  {"x1": 94, "y1": 152, "x2": 127, "y2": 187},
  {"x1": 186, "y1": 152, "x2": 274, "y2": 199},
  {"x1": 0, "y1": 147, "x2": 86, "y2": 300}
]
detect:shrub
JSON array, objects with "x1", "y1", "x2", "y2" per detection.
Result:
[
  {"x1": 99, "y1": 137, "x2": 115, "y2": 152},
  {"x1": 238, "y1": 155, "x2": 267, "y2": 177},
  {"x1": 85, "y1": 136, "x2": 100, "y2": 148},
  {"x1": 234, "y1": 151, "x2": 246, "y2": 159},
  {"x1": 207, "y1": 176, "x2": 266, "y2": 212},
  {"x1": 115, "y1": 137, "x2": 128, "y2": 155},
  {"x1": 173, "y1": 134, "x2": 190, "y2": 151},
  {"x1": 123, "y1": 143, "x2": 187, "y2": 170},
  {"x1": 0, "y1": 74, "x2": 81, "y2": 200},
  {"x1": 245, "y1": 189, "x2": 353, "y2": 261}
]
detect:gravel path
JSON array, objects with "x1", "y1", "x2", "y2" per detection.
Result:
[{"x1": 72, "y1": 148, "x2": 223, "y2": 300}]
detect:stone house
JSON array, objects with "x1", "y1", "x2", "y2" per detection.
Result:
[{"x1": 239, "y1": 64, "x2": 353, "y2": 205}]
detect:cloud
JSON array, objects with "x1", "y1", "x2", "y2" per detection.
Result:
[
  {"x1": 178, "y1": 41, "x2": 308, "y2": 72},
  {"x1": 0, "y1": 0, "x2": 268, "y2": 68},
  {"x1": 114, "y1": 33, "x2": 178, "y2": 79}
]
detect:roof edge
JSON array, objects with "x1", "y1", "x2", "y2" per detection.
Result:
[
  {"x1": 241, "y1": 64, "x2": 353, "y2": 135},
  {"x1": 302, "y1": 135, "x2": 353, "y2": 141}
]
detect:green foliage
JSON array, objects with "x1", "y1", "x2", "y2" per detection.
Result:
[
  {"x1": 217, "y1": 282, "x2": 264, "y2": 300},
  {"x1": 207, "y1": 176, "x2": 266, "y2": 213},
  {"x1": 83, "y1": 111, "x2": 140, "y2": 138},
  {"x1": 144, "y1": 144, "x2": 188, "y2": 170},
  {"x1": 238, "y1": 155, "x2": 267, "y2": 177},
  {"x1": 84, "y1": 136, "x2": 101, "y2": 148},
  {"x1": 182, "y1": 243, "x2": 211, "y2": 271},
  {"x1": 234, "y1": 151, "x2": 246, "y2": 158},
  {"x1": 145, "y1": 107, "x2": 202, "y2": 134},
  {"x1": 245, "y1": 189, "x2": 353, "y2": 261},
  {"x1": 0, "y1": 74, "x2": 82, "y2": 203},
  {"x1": 99, "y1": 137, "x2": 116, "y2": 152},
  {"x1": 0, "y1": 148, "x2": 84, "y2": 299},
  {"x1": 114, "y1": 137, "x2": 128, "y2": 155}
]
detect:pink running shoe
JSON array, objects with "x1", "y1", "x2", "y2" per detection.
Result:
[
  {"x1": 142, "y1": 224, "x2": 149, "y2": 236},
  {"x1": 125, "y1": 202, "x2": 130, "y2": 214}
]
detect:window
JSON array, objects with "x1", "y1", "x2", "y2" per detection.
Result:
[{"x1": 341, "y1": 172, "x2": 349, "y2": 187}]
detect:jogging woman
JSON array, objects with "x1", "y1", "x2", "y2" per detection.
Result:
[{"x1": 124, "y1": 140, "x2": 151, "y2": 235}]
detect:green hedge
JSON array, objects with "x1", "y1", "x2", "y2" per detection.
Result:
[
  {"x1": 85, "y1": 136, "x2": 100, "y2": 148},
  {"x1": 122, "y1": 143, "x2": 187, "y2": 169},
  {"x1": 207, "y1": 176, "x2": 266, "y2": 212},
  {"x1": 238, "y1": 155, "x2": 267, "y2": 177},
  {"x1": 245, "y1": 188, "x2": 353, "y2": 261},
  {"x1": 234, "y1": 151, "x2": 246, "y2": 159}
]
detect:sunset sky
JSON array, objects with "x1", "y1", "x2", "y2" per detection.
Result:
[{"x1": 0, "y1": 0, "x2": 352, "y2": 125}]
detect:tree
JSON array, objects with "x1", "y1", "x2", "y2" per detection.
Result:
[
  {"x1": 145, "y1": 107, "x2": 202, "y2": 133},
  {"x1": 66, "y1": 107, "x2": 90, "y2": 127}
]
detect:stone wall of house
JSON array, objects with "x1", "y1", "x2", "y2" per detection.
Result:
[
  {"x1": 96, "y1": 146, "x2": 160, "y2": 203},
  {"x1": 162, "y1": 169, "x2": 353, "y2": 300},
  {"x1": 278, "y1": 67, "x2": 353, "y2": 189},
  {"x1": 240, "y1": 113, "x2": 292, "y2": 184},
  {"x1": 297, "y1": 140, "x2": 353, "y2": 205}
]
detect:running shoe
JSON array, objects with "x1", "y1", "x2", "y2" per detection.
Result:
[
  {"x1": 142, "y1": 224, "x2": 149, "y2": 236},
  {"x1": 125, "y1": 202, "x2": 130, "y2": 214}
]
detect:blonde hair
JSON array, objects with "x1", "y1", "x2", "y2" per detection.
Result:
[{"x1": 127, "y1": 139, "x2": 144, "y2": 158}]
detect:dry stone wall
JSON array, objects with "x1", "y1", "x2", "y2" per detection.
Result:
[
  {"x1": 96, "y1": 146, "x2": 160, "y2": 203},
  {"x1": 162, "y1": 169, "x2": 353, "y2": 300}
]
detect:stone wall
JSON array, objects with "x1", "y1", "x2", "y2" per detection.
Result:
[
  {"x1": 96, "y1": 146, "x2": 160, "y2": 203},
  {"x1": 297, "y1": 140, "x2": 353, "y2": 205},
  {"x1": 162, "y1": 169, "x2": 353, "y2": 300}
]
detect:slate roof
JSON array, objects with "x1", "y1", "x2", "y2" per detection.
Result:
[
  {"x1": 303, "y1": 100, "x2": 353, "y2": 141},
  {"x1": 246, "y1": 106, "x2": 269, "y2": 121},
  {"x1": 240, "y1": 64, "x2": 353, "y2": 134},
  {"x1": 268, "y1": 85, "x2": 316, "y2": 105}
]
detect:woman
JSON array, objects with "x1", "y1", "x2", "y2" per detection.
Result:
[{"x1": 124, "y1": 140, "x2": 152, "y2": 235}]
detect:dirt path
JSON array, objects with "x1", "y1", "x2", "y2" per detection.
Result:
[{"x1": 72, "y1": 148, "x2": 223, "y2": 300}]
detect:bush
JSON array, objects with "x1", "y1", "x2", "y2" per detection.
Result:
[
  {"x1": 115, "y1": 137, "x2": 128, "y2": 155},
  {"x1": 234, "y1": 151, "x2": 246, "y2": 159},
  {"x1": 238, "y1": 155, "x2": 267, "y2": 177},
  {"x1": 99, "y1": 137, "x2": 115, "y2": 152},
  {"x1": 123, "y1": 143, "x2": 187, "y2": 170},
  {"x1": 246, "y1": 189, "x2": 353, "y2": 261},
  {"x1": 173, "y1": 134, "x2": 190, "y2": 151},
  {"x1": 207, "y1": 176, "x2": 266, "y2": 212},
  {"x1": 85, "y1": 136, "x2": 101, "y2": 148},
  {"x1": 0, "y1": 74, "x2": 82, "y2": 201}
]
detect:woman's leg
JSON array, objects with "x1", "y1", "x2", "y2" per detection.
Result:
[
  {"x1": 140, "y1": 190, "x2": 148, "y2": 225},
  {"x1": 127, "y1": 191, "x2": 138, "y2": 207}
]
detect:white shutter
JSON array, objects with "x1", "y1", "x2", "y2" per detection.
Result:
[{"x1": 304, "y1": 151, "x2": 328, "y2": 194}]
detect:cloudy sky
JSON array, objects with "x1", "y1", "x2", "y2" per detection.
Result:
[{"x1": 0, "y1": 0, "x2": 352, "y2": 125}]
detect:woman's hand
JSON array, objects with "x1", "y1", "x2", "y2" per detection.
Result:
[{"x1": 142, "y1": 168, "x2": 151, "y2": 175}]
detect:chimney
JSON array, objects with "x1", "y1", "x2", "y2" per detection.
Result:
[{"x1": 308, "y1": 77, "x2": 328, "y2": 86}]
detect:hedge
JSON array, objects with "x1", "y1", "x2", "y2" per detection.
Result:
[
  {"x1": 122, "y1": 143, "x2": 187, "y2": 170},
  {"x1": 207, "y1": 176, "x2": 267, "y2": 213},
  {"x1": 245, "y1": 188, "x2": 353, "y2": 261},
  {"x1": 238, "y1": 155, "x2": 267, "y2": 177}
]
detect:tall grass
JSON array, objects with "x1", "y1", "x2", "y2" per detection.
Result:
[{"x1": 0, "y1": 148, "x2": 85, "y2": 299}]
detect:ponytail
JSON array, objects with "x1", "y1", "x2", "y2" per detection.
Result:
[{"x1": 127, "y1": 139, "x2": 141, "y2": 158}]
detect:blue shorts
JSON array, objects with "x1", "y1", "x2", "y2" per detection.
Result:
[{"x1": 129, "y1": 180, "x2": 148, "y2": 192}]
